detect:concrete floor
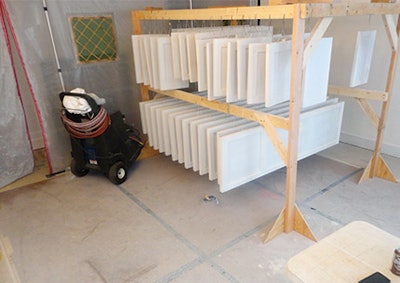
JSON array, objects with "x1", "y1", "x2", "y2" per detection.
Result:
[{"x1": 0, "y1": 143, "x2": 399, "y2": 283}]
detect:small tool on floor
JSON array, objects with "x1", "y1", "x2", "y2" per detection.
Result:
[{"x1": 203, "y1": 195, "x2": 219, "y2": 205}]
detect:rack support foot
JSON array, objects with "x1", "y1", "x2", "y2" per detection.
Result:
[
  {"x1": 264, "y1": 204, "x2": 316, "y2": 243},
  {"x1": 359, "y1": 154, "x2": 398, "y2": 184}
]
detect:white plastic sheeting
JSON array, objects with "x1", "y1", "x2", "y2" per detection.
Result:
[
  {"x1": 0, "y1": 12, "x2": 34, "y2": 187},
  {"x1": 2, "y1": 0, "x2": 251, "y2": 177},
  {"x1": 3, "y1": 0, "x2": 170, "y2": 174}
]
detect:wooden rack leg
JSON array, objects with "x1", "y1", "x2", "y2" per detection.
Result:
[
  {"x1": 359, "y1": 154, "x2": 398, "y2": 184},
  {"x1": 264, "y1": 205, "x2": 316, "y2": 243},
  {"x1": 359, "y1": 14, "x2": 400, "y2": 185},
  {"x1": 264, "y1": 5, "x2": 316, "y2": 243},
  {"x1": 140, "y1": 84, "x2": 150, "y2": 101}
]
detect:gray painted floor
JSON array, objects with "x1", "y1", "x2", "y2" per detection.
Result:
[{"x1": 0, "y1": 143, "x2": 399, "y2": 283}]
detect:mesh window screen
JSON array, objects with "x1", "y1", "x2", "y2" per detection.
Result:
[{"x1": 71, "y1": 16, "x2": 117, "y2": 63}]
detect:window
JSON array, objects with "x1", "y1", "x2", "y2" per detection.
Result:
[{"x1": 71, "y1": 16, "x2": 117, "y2": 63}]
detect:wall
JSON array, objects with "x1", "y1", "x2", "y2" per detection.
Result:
[
  {"x1": 21, "y1": 0, "x2": 252, "y2": 151},
  {"x1": 326, "y1": 15, "x2": 400, "y2": 158}
]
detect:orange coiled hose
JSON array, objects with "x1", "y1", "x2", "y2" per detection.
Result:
[{"x1": 61, "y1": 107, "x2": 110, "y2": 139}]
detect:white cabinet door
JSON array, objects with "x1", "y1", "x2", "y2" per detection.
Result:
[
  {"x1": 218, "y1": 100, "x2": 344, "y2": 192},
  {"x1": 350, "y1": 30, "x2": 376, "y2": 87},
  {"x1": 157, "y1": 37, "x2": 189, "y2": 91}
]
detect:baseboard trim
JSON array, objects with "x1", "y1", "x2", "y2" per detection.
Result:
[{"x1": 340, "y1": 132, "x2": 400, "y2": 158}]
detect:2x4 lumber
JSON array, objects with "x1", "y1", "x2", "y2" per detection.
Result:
[
  {"x1": 150, "y1": 88, "x2": 289, "y2": 130},
  {"x1": 301, "y1": 3, "x2": 400, "y2": 18},
  {"x1": 328, "y1": 85, "x2": 388, "y2": 101},
  {"x1": 356, "y1": 98, "x2": 380, "y2": 129},
  {"x1": 132, "y1": 4, "x2": 400, "y2": 24},
  {"x1": 369, "y1": 15, "x2": 400, "y2": 179},
  {"x1": 269, "y1": 0, "x2": 332, "y2": 5},
  {"x1": 259, "y1": 119, "x2": 289, "y2": 167},
  {"x1": 131, "y1": 5, "x2": 295, "y2": 22},
  {"x1": 382, "y1": 14, "x2": 398, "y2": 51},
  {"x1": 131, "y1": 11, "x2": 142, "y2": 35},
  {"x1": 303, "y1": 17, "x2": 333, "y2": 67},
  {"x1": 285, "y1": 4, "x2": 306, "y2": 235}
]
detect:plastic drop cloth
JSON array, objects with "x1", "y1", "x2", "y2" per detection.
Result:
[
  {"x1": 3, "y1": 0, "x2": 251, "y2": 175},
  {"x1": 0, "y1": 20, "x2": 34, "y2": 188},
  {"x1": 4, "y1": 0, "x2": 169, "y2": 174}
]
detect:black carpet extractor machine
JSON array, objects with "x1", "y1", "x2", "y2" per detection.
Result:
[{"x1": 60, "y1": 89, "x2": 144, "y2": 184}]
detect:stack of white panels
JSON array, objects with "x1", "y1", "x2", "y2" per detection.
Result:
[
  {"x1": 139, "y1": 97, "x2": 344, "y2": 192},
  {"x1": 132, "y1": 29, "x2": 333, "y2": 110}
]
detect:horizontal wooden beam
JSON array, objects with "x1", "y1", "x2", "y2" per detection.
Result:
[
  {"x1": 132, "y1": 5, "x2": 295, "y2": 21},
  {"x1": 301, "y1": 3, "x2": 400, "y2": 18},
  {"x1": 132, "y1": 3, "x2": 400, "y2": 23},
  {"x1": 149, "y1": 88, "x2": 290, "y2": 130},
  {"x1": 328, "y1": 85, "x2": 388, "y2": 101}
]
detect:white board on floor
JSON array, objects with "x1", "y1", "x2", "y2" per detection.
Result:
[{"x1": 350, "y1": 30, "x2": 376, "y2": 87}]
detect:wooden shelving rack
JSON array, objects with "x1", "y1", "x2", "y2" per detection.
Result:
[{"x1": 131, "y1": 3, "x2": 400, "y2": 243}]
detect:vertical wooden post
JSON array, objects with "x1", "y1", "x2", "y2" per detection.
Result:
[
  {"x1": 284, "y1": 4, "x2": 305, "y2": 233},
  {"x1": 360, "y1": 15, "x2": 400, "y2": 183},
  {"x1": 265, "y1": 4, "x2": 315, "y2": 243}
]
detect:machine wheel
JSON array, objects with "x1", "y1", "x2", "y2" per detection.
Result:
[
  {"x1": 70, "y1": 158, "x2": 89, "y2": 177},
  {"x1": 108, "y1": 161, "x2": 127, "y2": 184}
]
